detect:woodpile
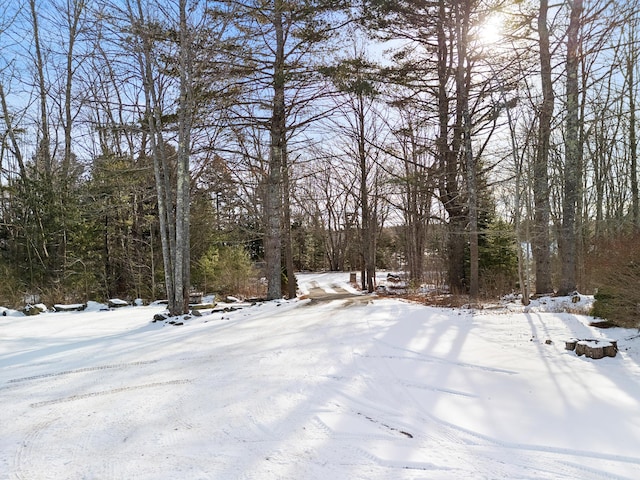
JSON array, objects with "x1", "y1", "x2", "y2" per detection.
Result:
[
  {"x1": 188, "y1": 292, "x2": 204, "y2": 304},
  {"x1": 54, "y1": 304, "x2": 87, "y2": 312},
  {"x1": 108, "y1": 298, "x2": 129, "y2": 308},
  {"x1": 565, "y1": 338, "x2": 618, "y2": 359}
]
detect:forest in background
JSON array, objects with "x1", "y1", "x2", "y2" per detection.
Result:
[{"x1": 1, "y1": 0, "x2": 639, "y2": 323}]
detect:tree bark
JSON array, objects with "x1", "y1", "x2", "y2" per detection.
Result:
[
  {"x1": 29, "y1": 0, "x2": 52, "y2": 177},
  {"x1": 558, "y1": 0, "x2": 583, "y2": 296},
  {"x1": 437, "y1": 0, "x2": 464, "y2": 294},
  {"x1": 173, "y1": 0, "x2": 193, "y2": 314},
  {"x1": 0, "y1": 83, "x2": 26, "y2": 178},
  {"x1": 132, "y1": 0, "x2": 175, "y2": 312},
  {"x1": 265, "y1": 0, "x2": 285, "y2": 300},
  {"x1": 534, "y1": 0, "x2": 554, "y2": 295},
  {"x1": 398, "y1": 117, "x2": 432, "y2": 285},
  {"x1": 282, "y1": 155, "x2": 297, "y2": 298},
  {"x1": 464, "y1": 109, "x2": 478, "y2": 298},
  {"x1": 357, "y1": 91, "x2": 375, "y2": 293},
  {"x1": 628, "y1": 33, "x2": 639, "y2": 229},
  {"x1": 62, "y1": 0, "x2": 84, "y2": 179},
  {"x1": 456, "y1": 1, "x2": 477, "y2": 298}
]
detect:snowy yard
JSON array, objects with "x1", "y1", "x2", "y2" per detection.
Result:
[{"x1": 2, "y1": 272, "x2": 640, "y2": 479}]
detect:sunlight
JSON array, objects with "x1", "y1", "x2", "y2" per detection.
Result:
[{"x1": 475, "y1": 13, "x2": 504, "y2": 48}]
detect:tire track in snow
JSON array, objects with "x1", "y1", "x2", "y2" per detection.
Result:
[
  {"x1": 313, "y1": 409, "x2": 412, "y2": 442},
  {"x1": 356, "y1": 323, "x2": 503, "y2": 465},
  {"x1": 465, "y1": 444, "x2": 638, "y2": 479},
  {"x1": 30, "y1": 379, "x2": 190, "y2": 408},
  {"x1": 399, "y1": 379, "x2": 478, "y2": 398},
  {"x1": 13, "y1": 419, "x2": 57, "y2": 480},
  {"x1": 365, "y1": 334, "x2": 640, "y2": 478},
  {"x1": 5, "y1": 360, "x2": 160, "y2": 385},
  {"x1": 335, "y1": 357, "x2": 467, "y2": 447},
  {"x1": 309, "y1": 373, "x2": 469, "y2": 475},
  {"x1": 143, "y1": 389, "x2": 200, "y2": 454},
  {"x1": 559, "y1": 460, "x2": 636, "y2": 480},
  {"x1": 353, "y1": 445, "x2": 456, "y2": 474},
  {"x1": 368, "y1": 339, "x2": 519, "y2": 375}
]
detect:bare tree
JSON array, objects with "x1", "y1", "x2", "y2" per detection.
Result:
[
  {"x1": 172, "y1": 0, "x2": 194, "y2": 314},
  {"x1": 624, "y1": 20, "x2": 639, "y2": 229},
  {"x1": 384, "y1": 101, "x2": 437, "y2": 284},
  {"x1": 263, "y1": 0, "x2": 286, "y2": 300},
  {"x1": 533, "y1": 0, "x2": 554, "y2": 295},
  {"x1": 218, "y1": 0, "x2": 345, "y2": 299},
  {"x1": 294, "y1": 150, "x2": 358, "y2": 271},
  {"x1": 322, "y1": 54, "x2": 386, "y2": 292},
  {"x1": 558, "y1": 0, "x2": 581, "y2": 296},
  {"x1": 113, "y1": 0, "x2": 206, "y2": 314},
  {"x1": 29, "y1": 0, "x2": 53, "y2": 176}
]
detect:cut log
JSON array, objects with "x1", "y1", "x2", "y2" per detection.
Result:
[
  {"x1": 54, "y1": 303, "x2": 87, "y2": 312},
  {"x1": 572, "y1": 339, "x2": 617, "y2": 359},
  {"x1": 22, "y1": 304, "x2": 45, "y2": 316},
  {"x1": 575, "y1": 341, "x2": 587, "y2": 356},
  {"x1": 586, "y1": 344, "x2": 605, "y2": 359},
  {"x1": 191, "y1": 302, "x2": 216, "y2": 310},
  {"x1": 603, "y1": 342, "x2": 618, "y2": 357},
  {"x1": 108, "y1": 298, "x2": 129, "y2": 308},
  {"x1": 188, "y1": 292, "x2": 203, "y2": 304}
]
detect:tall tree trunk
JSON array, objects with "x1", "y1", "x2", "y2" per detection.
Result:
[
  {"x1": 558, "y1": 0, "x2": 583, "y2": 296},
  {"x1": 0, "y1": 83, "x2": 26, "y2": 178},
  {"x1": 401, "y1": 124, "x2": 430, "y2": 284},
  {"x1": 29, "y1": 0, "x2": 52, "y2": 177},
  {"x1": 132, "y1": 0, "x2": 175, "y2": 311},
  {"x1": 173, "y1": 0, "x2": 193, "y2": 315},
  {"x1": 464, "y1": 109, "x2": 478, "y2": 298},
  {"x1": 456, "y1": 1, "x2": 477, "y2": 298},
  {"x1": 62, "y1": 0, "x2": 83, "y2": 179},
  {"x1": 265, "y1": 0, "x2": 285, "y2": 300},
  {"x1": 282, "y1": 157, "x2": 297, "y2": 298},
  {"x1": 533, "y1": 0, "x2": 554, "y2": 294},
  {"x1": 28, "y1": 0, "x2": 55, "y2": 277},
  {"x1": 59, "y1": 0, "x2": 85, "y2": 290},
  {"x1": 357, "y1": 92, "x2": 375, "y2": 293},
  {"x1": 437, "y1": 0, "x2": 464, "y2": 294},
  {"x1": 628, "y1": 32, "x2": 639, "y2": 229},
  {"x1": 502, "y1": 82, "x2": 530, "y2": 305}
]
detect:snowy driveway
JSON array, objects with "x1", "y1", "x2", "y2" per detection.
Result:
[{"x1": 2, "y1": 272, "x2": 640, "y2": 479}]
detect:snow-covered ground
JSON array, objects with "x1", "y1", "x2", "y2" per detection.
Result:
[{"x1": 1, "y1": 272, "x2": 640, "y2": 479}]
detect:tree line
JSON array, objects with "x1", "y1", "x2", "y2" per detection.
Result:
[{"x1": 0, "y1": 0, "x2": 639, "y2": 316}]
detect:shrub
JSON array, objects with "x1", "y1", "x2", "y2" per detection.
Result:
[
  {"x1": 478, "y1": 219, "x2": 519, "y2": 298},
  {"x1": 193, "y1": 245, "x2": 256, "y2": 297},
  {"x1": 0, "y1": 264, "x2": 22, "y2": 307},
  {"x1": 589, "y1": 234, "x2": 640, "y2": 328}
]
